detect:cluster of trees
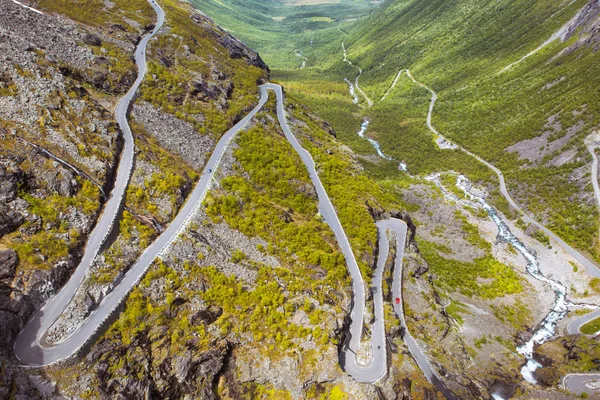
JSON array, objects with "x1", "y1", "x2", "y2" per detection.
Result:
[
  {"x1": 286, "y1": 97, "x2": 403, "y2": 275},
  {"x1": 201, "y1": 114, "x2": 356, "y2": 355},
  {"x1": 419, "y1": 240, "x2": 523, "y2": 300}
]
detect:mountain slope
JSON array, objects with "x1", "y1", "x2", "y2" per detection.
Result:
[
  {"x1": 327, "y1": 0, "x2": 600, "y2": 261},
  {"x1": 0, "y1": 0, "x2": 443, "y2": 398},
  {"x1": 192, "y1": 0, "x2": 600, "y2": 397}
]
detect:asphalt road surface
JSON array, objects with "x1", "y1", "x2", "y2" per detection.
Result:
[
  {"x1": 384, "y1": 219, "x2": 459, "y2": 399},
  {"x1": 563, "y1": 374, "x2": 600, "y2": 396},
  {"x1": 13, "y1": 9, "x2": 455, "y2": 395},
  {"x1": 14, "y1": 0, "x2": 167, "y2": 366}
]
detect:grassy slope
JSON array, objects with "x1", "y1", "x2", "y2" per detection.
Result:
[
  {"x1": 341, "y1": 0, "x2": 600, "y2": 259},
  {"x1": 194, "y1": 0, "x2": 600, "y2": 261},
  {"x1": 192, "y1": 0, "x2": 374, "y2": 68}
]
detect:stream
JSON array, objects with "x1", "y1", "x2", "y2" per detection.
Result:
[
  {"x1": 345, "y1": 78, "x2": 359, "y2": 104},
  {"x1": 455, "y1": 175, "x2": 570, "y2": 384},
  {"x1": 428, "y1": 173, "x2": 571, "y2": 385},
  {"x1": 356, "y1": 119, "x2": 393, "y2": 160}
]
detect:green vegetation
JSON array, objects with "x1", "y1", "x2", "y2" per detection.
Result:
[
  {"x1": 195, "y1": 0, "x2": 600, "y2": 262},
  {"x1": 10, "y1": 180, "x2": 99, "y2": 271},
  {"x1": 87, "y1": 106, "x2": 394, "y2": 393},
  {"x1": 419, "y1": 240, "x2": 523, "y2": 299},
  {"x1": 454, "y1": 210, "x2": 492, "y2": 252},
  {"x1": 580, "y1": 317, "x2": 600, "y2": 335},
  {"x1": 204, "y1": 112, "x2": 350, "y2": 292},
  {"x1": 534, "y1": 336, "x2": 600, "y2": 386},
  {"x1": 491, "y1": 300, "x2": 532, "y2": 331},
  {"x1": 192, "y1": 0, "x2": 374, "y2": 69},
  {"x1": 230, "y1": 249, "x2": 247, "y2": 263},
  {"x1": 474, "y1": 336, "x2": 488, "y2": 349},
  {"x1": 285, "y1": 96, "x2": 401, "y2": 274},
  {"x1": 445, "y1": 300, "x2": 472, "y2": 326},
  {"x1": 140, "y1": 0, "x2": 268, "y2": 138},
  {"x1": 126, "y1": 121, "x2": 198, "y2": 219},
  {"x1": 88, "y1": 118, "x2": 198, "y2": 285},
  {"x1": 35, "y1": 0, "x2": 154, "y2": 27},
  {"x1": 0, "y1": 72, "x2": 18, "y2": 96}
]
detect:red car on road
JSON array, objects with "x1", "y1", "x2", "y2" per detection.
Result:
[{"x1": 395, "y1": 297, "x2": 400, "y2": 304}]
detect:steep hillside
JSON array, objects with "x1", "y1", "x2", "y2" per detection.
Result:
[
  {"x1": 0, "y1": 0, "x2": 445, "y2": 398},
  {"x1": 190, "y1": 0, "x2": 600, "y2": 397},
  {"x1": 5, "y1": 0, "x2": 600, "y2": 398},
  {"x1": 191, "y1": 0, "x2": 376, "y2": 68},
  {"x1": 291, "y1": 0, "x2": 600, "y2": 261}
]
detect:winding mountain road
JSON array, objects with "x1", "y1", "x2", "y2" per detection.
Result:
[
  {"x1": 380, "y1": 69, "x2": 404, "y2": 102},
  {"x1": 13, "y1": 0, "x2": 166, "y2": 366},
  {"x1": 567, "y1": 308, "x2": 600, "y2": 335},
  {"x1": 563, "y1": 374, "x2": 600, "y2": 396},
  {"x1": 561, "y1": 141, "x2": 600, "y2": 395},
  {"x1": 404, "y1": 68, "x2": 600, "y2": 395},
  {"x1": 500, "y1": 2, "x2": 589, "y2": 73},
  {"x1": 586, "y1": 141, "x2": 600, "y2": 241},
  {"x1": 355, "y1": 70, "x2": 374, "y2": 108},
  {"x1": 384, "y1": 219, "x2": 458, "y2": 399},
  {"x1": 341, "y1": 42, "x2": 373, "y2": 107},
  {"x1": 269, "y1": 82, "x2": 384, "y2": 382},
  {"x1": 405, "y1": 69, "x2": 600, "y2": 279},
  {"x1": 12, "y1": 4, "x2": 455, "y2": 397}
]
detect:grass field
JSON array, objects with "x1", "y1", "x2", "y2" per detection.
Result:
[{"x1": 581, "y1": 317, "x2": 600, "y2": 335}]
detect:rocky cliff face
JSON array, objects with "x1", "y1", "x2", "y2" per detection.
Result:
[
  {"x1": 2, "y1": 1, "x2": 448, "y2": 399},
  {"x1": 0, "y1": 0, "x2": 144, "y2": 361},
  {"x1": 0, "y1": 0, "x2": 269, "y2": 397}
]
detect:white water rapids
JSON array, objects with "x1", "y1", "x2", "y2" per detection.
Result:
[
  {"x1": 428, "y1": 173, "x2": 572, "y2": 384},
  {"x1": 356, "y1": 119, "x2": 393, "y2": 161},
  {"x1": 345, "y1": 78, "x2": 359, "y2": 104}
]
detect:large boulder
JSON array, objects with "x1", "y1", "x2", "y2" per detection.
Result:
[
  {"x1": 82, "y1": 33, "x2": 102, "y2": 47},
  {"x1": 0, "y1": 210, "x2": 24, "y2": 237},
  {"x1": 0, "y1": 249, "x2": 17, "y2": 280},
  {"x1": 0, "y1": 165, "x2": 18, "y2": 202}
]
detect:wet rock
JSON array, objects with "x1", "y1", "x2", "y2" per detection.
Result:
[
  {"x1": 516, "y1": 329, "x2": 533, "y2": 345},
  {"x1": 533, "y1": 352, "x2": 555, "y2": 368},
  {"x1": 0, "y1": 249, "x2": 18, "y2": 280}
]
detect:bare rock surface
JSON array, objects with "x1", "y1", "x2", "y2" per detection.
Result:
[
  {"x1": 133, "y1": 101, "x2": 215, "y2": 171},
  {"x1": 0, "y1": 249, "x2": 18, "y2": 279},
  {"x1": 506, "y1": 115, "x2": 584, "y2": 164}
]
